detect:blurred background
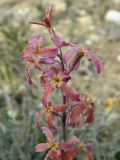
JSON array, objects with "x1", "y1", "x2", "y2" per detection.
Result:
[{"x1": 0, "y1": 0, "x2": 120, "y2": 159}]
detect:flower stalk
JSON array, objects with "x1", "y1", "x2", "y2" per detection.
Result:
[{"x1": 20, "y1": 3, "x2": 102, "y2": 160}]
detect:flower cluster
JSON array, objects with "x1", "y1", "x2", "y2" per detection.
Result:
[{"x1": 20, "y1": 3, "x2": 102, "y2": 160}]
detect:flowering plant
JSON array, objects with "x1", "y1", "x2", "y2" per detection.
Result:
[{"x1": 20, "y1": 3, "x2": 102, "y2": 160}]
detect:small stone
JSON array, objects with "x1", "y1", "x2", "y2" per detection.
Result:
[
  {"x1": 113, "y1": 0, "x2": 120, "y2": 4},
  {"x1": 75, "y1": 9, "x2": 87, "y2": 16},
  {"x1": 7, "y1": 109, "x2": 18, "y2": 119},
  {"x1": 85, "y1": 40, "x2": 93, "y2": 45},
  {"x1": 117, "y1": 54, "x2": 120, "y2": 62},
  {"x1": 55, "y1": 1, "x2": 66, "y2": 12},
  {"x1": 88, "y1": 34, "x2": 100, "y2": 42},
  {"x1": 77, "y1": 16, "x2": 92, "y2": 27},
  {"x1": 105, "y1": 10, "x2": 120, "y2": 25}
]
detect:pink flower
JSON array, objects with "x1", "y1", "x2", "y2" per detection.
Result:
[
  {"x1": 66, "y1": 102, "x2": 86, "y2": 128},
  {"x1": 30, "y1": 4, "x2": 54, "y2": 28},
  {"x1": 40, "y1": 65, "x2": 80, "y2": 105},
  {"x1": 20, "y1": 35, "x2": 58, "y2": 84},
  {"x1": 20, "y1": 3, "x2": 102, "y2": 160},
  {"x1": 35, "y1": 127, "x2": 74, "y2": 160},
  {"x1": 66, "y1": 97, "x2": 94, "y2": 128},
  {"x1": 64, "y1": 46, "x2": 102, "y2": 74},
  {"x1": 35, "y1": 102, "x2": 68, "y2": 130}
]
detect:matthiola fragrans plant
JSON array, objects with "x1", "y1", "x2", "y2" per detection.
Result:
[{"x1": 20, "y1": 3, "x2": 102, "y2": 160}]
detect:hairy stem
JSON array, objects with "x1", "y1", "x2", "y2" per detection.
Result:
[
  {"x1": 59, "y1": 48, "x2": 65, "y2": 71},
  {"x1": 58, "y1": 49, "x2": 67, "y2": 142},
  {"x1": 59, "y1": 49, "x2": 67, "y2": 160},
  {"x1": 62, "y1": 95, "x2": 66, "y2": 141}
]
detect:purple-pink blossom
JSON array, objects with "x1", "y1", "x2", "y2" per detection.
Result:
[
  {"x1": 20, "y1": 3, "x2": 102, "y2": 160},
  {"x1": 64, "y1": 46, "x2": 102, "y2": 74},
  {"x1": 20, "y1": 35, "x2": 58, "y2": 84}
]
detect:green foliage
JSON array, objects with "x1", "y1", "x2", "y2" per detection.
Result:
[{"x1": 115, "y1": 151, "x2": 120, "y2": 160}]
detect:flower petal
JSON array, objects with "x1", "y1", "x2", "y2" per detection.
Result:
[
  {"x1": 68, "y1": 103, "x2": 86, "y2": 127},
  {"x1": 25, "y1": 62, "x2": 32, "y2": 84},
  {"x1": 60, "y1": 73, "x2": 71, "y2": 83},
  {"x1": 70, "y1": 135, "x2": 80, "y2": 144},
  {"x1": 46, "y1": 113, "x2": 56, "y2": 129},
  {"x1": 85, "y1": 104, "x2": 94, "y2": 124},
  {"x1": 48, "y1": 149, "x2": 61, "y2": 160},
  {"x1": 63, "y1": 47, "x2": 79, "y2": 64},
  {"x1": 52, "y1": 104, "x2": 68, "y2": 113},
  {"x1": 35, "y1": 110, "x2": 44, "y2": 130},
  {"x1": 35, "y1": 143, "x2": 49, "y2": 152},
  {"x1": 60, "y1": 83, "x2": 80, "y2": 102},
  {"x1": 85, "y1": 49, "x2": 102, "y2": 74},
  {"x1": 51, "y1": 31, "x2": 70, "y2": 48},
  {"x1": 39, "y1": 57, "x2": 55, "y2": 64},
  {"x1": 59, "y1": 142, "x2": 74, "y2": 151},
  {"x1": 69, "y1": 53, "x2": 81, "y2": 71},
  {"x1": 62, "y1": 146, "x2": 80, "y2": 160},
  {"x1": 42, "y1": 127, "x2": 55, "y2": 142},
  {"x1": 28, "y1": 35, "x2": 44, "y2": 49},
  {"x1": 19, "y1": 47, "x2": 30, "y2": 59},
  {"x1": 42, "y1": 84, "x2": 54, "y2": 105},
  {"x1": 34, "y1": 58, "x2": 41, "y2": 69},
  {"x1": 40, "y1": 48, "x2": 58, "y2": 58}
]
